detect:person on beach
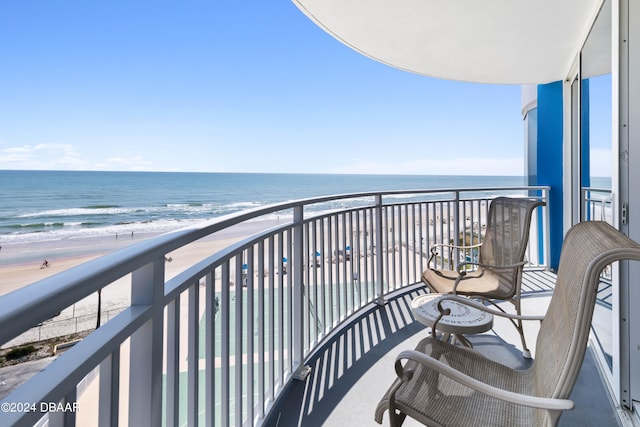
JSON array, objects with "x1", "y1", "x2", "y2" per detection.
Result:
[{"x1": 40, "y1": 259, "x2": 49, "y2": 269}]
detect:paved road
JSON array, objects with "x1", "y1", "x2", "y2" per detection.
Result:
[{"x1": 0, "y1": 357, "x2": 57, "y2": 400}]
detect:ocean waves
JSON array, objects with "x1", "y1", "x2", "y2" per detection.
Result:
[
  {"x1": 1, "y1": 218, "x2": 204, "y2": 244},
  {"x1": 17, "y1": 201, "x2": 267, "y2": 219},
  {"x1": 1, "y1": 201, "x2": 274, "y2": 244},
  {"x1": 0, "y1": 170, "x2": 539, "y2": 247}
]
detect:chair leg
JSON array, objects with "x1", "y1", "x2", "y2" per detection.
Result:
[
  {"x1": 485, "y1": 298, "x2": 532, "y2": 359},
  {"x1": 389, "y1": 410, "x2": 407, "y2": 427},
  {"x1": 514, "y1": 297, "x2": 532, "y2": 359}
]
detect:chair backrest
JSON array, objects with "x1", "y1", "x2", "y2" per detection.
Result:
[
  {"x1": 533, "y1": 222, "x2": 640, "y2": 417},
  {"x1": 478, "y1": 197, "x2": 545, "y2": 287}
]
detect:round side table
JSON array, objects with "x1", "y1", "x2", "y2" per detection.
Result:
[{"x1": 411, "y1": 293, "x2": 493, "y2": 346}]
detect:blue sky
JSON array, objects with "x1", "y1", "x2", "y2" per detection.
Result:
[{"x1": 0, "y1": 1, "x2": 610, "y2": 176}]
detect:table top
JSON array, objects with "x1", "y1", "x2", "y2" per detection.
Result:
[{"x1": 411, "y1": 293, "x2": 493, "y2": 335}]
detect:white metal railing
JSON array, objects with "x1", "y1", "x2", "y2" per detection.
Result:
[
  {"x1": 582, "y1": 187, "x2": 613, "y2": 224},
  {"x1": 0, "y1": 186, "x2": 549, "y2": 427}
]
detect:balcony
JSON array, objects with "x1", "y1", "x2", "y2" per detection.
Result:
[{"x1": 0, "y1": 186, "x2": 624, "y2": 426}]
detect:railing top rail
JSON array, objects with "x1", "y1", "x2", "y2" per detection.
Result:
[
  {"x1": 581, "y1": 187, "x2": 612, "y2": 193},
  {"x1": 0, "y1": 185, "x2": 549, "y2": 346}
]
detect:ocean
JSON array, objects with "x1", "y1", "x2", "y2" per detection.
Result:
[{"x1": 0, "y1": 170, "x2": 610, "y2": 264}]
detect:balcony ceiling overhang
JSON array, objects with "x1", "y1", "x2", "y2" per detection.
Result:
[{"x1": 292, "y1": 0, "x2": 609, "y2": 85}]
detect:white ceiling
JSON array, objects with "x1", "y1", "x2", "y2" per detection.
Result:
[{"x1": 292, "y1": 0, "x2": 610, "y2": 85}]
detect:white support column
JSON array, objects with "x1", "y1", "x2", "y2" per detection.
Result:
[{"x1": 128, "y1": 259, "x2": 165, "y2": 427}]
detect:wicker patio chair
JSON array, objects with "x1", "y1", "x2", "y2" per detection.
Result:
[
  {"x1": 376, "y1": 221, "x2": 640, "y2": 427},
  {"x1": 421, "y1": 197, "x2": 545, "y2": 358}
]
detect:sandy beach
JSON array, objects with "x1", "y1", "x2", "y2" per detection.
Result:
[
  {"x1": 0, "y1": 203, "x2": 489, "y2": 350},
  {"x1": 0, "y1": 218, "x2": 286, "y2": 349},
  {"x1": 0, "y1": 218, "x2": 283, "y2": 295}
]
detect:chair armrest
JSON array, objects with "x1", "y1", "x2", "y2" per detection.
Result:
[
  {"x1": 457, "y1": 260, "x2": 527, "y2": 272},
  {"x1": 435, "y1": 294, "x2": 545, "y2": 322},
  {"x1": 431, "y1": 242, "x2": 483, "y2": 252},
  {"x1": 394, "y1": 349, "x2": 574, "y2": 411},
  {"x1": 451, "y1": 260, "x2": 527, "y2": 293},
  {"x1": 428, "y1": 243, "x2": 482, "y2": 266}
]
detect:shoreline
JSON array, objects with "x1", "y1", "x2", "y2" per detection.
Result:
[{"x1": 0, "y1": 218, "x2": 281, "y2": 297}]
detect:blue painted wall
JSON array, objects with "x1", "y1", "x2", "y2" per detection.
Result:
[
  {"x1": 533, "y1": 80, "x2": 591, "y2": 269},
  {"x1": 535, "y1": 82, "x2": 564, "y2": 270}
]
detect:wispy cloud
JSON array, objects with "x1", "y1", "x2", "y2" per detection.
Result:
[
  {"x1": 0, "y1": 143, "x2": 87, "y2": 170},
  {"x1": 0, "y1": 143, "x2": 159, "y2": 171}
]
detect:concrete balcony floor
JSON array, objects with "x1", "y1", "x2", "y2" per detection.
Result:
[{"x1": 266, "y1": 270, "x2": 623, "y2": 427}]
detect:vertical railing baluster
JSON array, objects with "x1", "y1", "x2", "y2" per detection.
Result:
[
  {"x1": 404, "y1": 204, "x2": 409, "y2": 283},
  {"x1": 48, "y1": 404, "x2": 64, "y2": 426},
  {"x1": 323, "y1": 216, "x2": 335, "y2": 328},
  {"x1": 300, "y1": 222, "x2": 315, "y2": 348},
  {"x1": 285, "y1": 230, "x2": 293, "y2": 374},
  {"x1": 64, "y1": 386, "x2": 77, "y2": 425},
  {"x1": 292, "y1": 206, "x2": 310, "y2": 379},
  {"x1": 389, "y1": 205, "x2": 396, "y2": 289},
  {"x1": 310, "y1": 220, "x2": 319, "y2": 344},
  {"x1": 165, "y1": 298, "x2": 179, "y2": 427},
  {"x1": 234, "y1": 257, "x2": 243, "y2": 425},
  {"x1": 342, "y1": 212, "x2": 348, "y2": 309},
  {"x1": 346, "y1": 211, "x2": 353, "y2": 311},
  {"x1": 451, "y1": 195, "x2": 459, "y2": 268},
  {"x1": 362, "y1": 208, "x2": 370, "y2": 303},
  {"x1": 354, "y1": 209, "x2": 362, "y2": 307},
  {"x1": 333, "y1": 214, "x2": 340, "y2": 319},
  {"x1": 471, "y1": 200, "x2": 477, "y2": 262},
  {"x1": 437, "y1": 201, "x2": 444, "y2": 269},
  {"x1": 418, "y1": 202, "x2": 425, "y2": 276},
  {"x1": 375, "y1": 195, "x2": 385, "y2": 304},
  {"x1": 129, "y1": 258, "x2": 164, "y2": 427},
  {"x1": 221, "y1": 261, "x2": 230, "y2": 427},
  {"x1": 277, "y1": 232, "x2": 285, "y2": 386},
  {"x1": 357, "y1": 209, "x2": 363, "y2": 303},
  {"x1": 99, "y1": 350, "x2": 120, "y2": 427},
  {"x1": 188, "y1": 281, "x2": 199, "y2": 427},
  {"x1": 257, "y1": 242, "x2": 265, "y2": 420},
  {"x1": 205, "y1": 270, "x2": 215, "y2": 427},
  {"x1": 245, "y1": 249, "x2": 254, "y2": 425},
  {"x1": 313, "y1": 218, "x2": 324, "y2": 336},
  {"x1": 414, "y1": 203, "x2": 419, "y2": 280},
  {"x1": 394, "y1": 205, "x2": 401, "y2": 289},
  {"x1": 268, "y1": 237, "x2": 275, "y2": 402}
]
